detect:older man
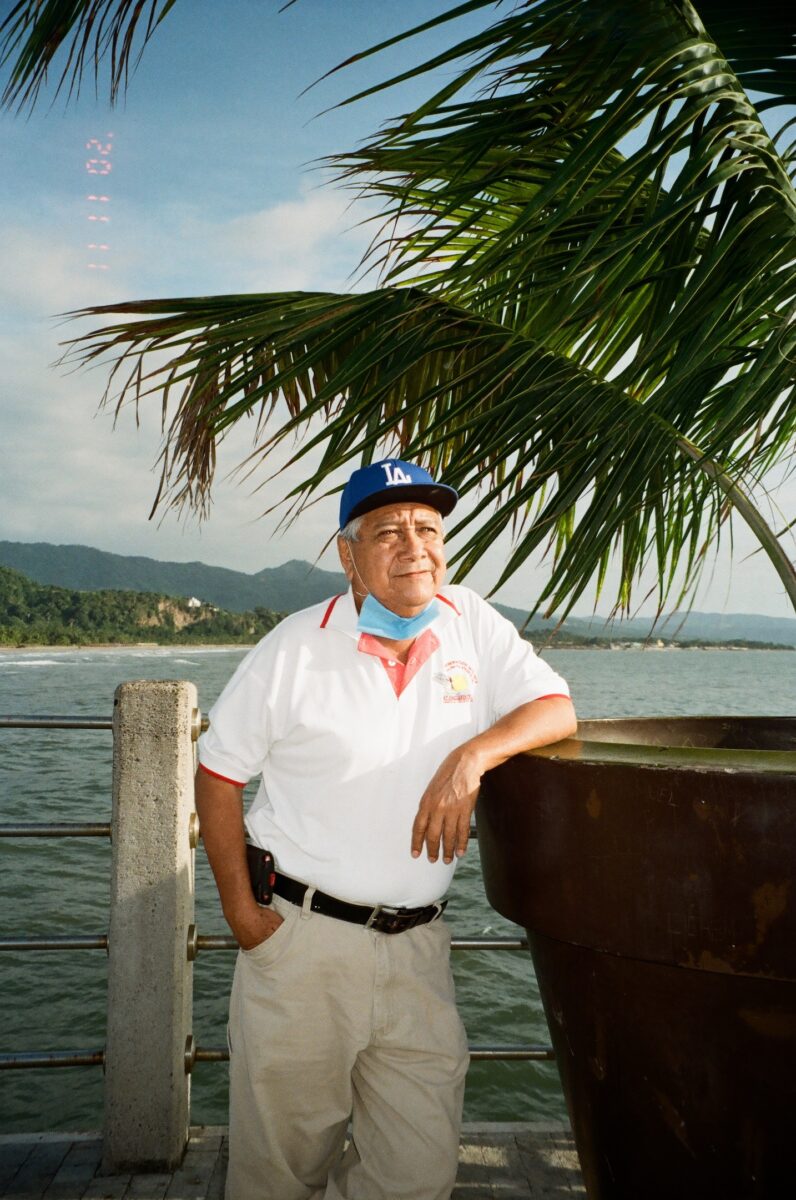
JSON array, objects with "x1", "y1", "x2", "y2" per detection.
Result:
[{"x1": 195, "y1": 459, "x2": 576, "y2": 1200}]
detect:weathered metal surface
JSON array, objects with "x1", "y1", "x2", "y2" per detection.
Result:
[
  {"x1": 531, "y1": 934, "x2": 795, "y2": 1197},
  {"x1": 479, "y1": 720, "x2": 796, "y2": 979},
  {"x1": 477, "y1": 716, "x2": 796, "y2": 1199},
  {"x1": 574, "y1": 715, "x2": 795, "y2": 752}
]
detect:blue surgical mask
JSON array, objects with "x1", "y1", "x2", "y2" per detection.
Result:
[{"x1": 356, "y1": 592, "x2": 439, "y2": 639}]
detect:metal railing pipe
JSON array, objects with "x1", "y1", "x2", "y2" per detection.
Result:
[
  {"x1": 0, "y1": 1049, "x2": 105, "y2": 1069},
  {"x1": 0, "y1": 823, "x2": 111, "y2": 838},
  {"x1": 0, "y1": 935, "x2": 108, "y2": 951},
  {"x1": 190, "y1": 932, "x2": 527, "y2": 955},
  {"x1": 0, "y1": 1038, "x2": 555, "y2": 1072},
  {"x1": 0, "y1": 710, "x2": 206, "y2": 738},
  {"x1": 452, "y1": 937, "x2": 528, "y2": 951},
  {"x1": 187, "y1": 1043, "x2": 555, "y2": 1069},
  {"x1": 0, "y1": 715, "x2": 112, "y2": 730},
  {"x1": 469, "y1": 1045, "x2": 555, "y2": 1061}
]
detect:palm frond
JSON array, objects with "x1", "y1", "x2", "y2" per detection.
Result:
[
  {"x1": 3, "y1": 0, "x2": 795, "y2": 613},
  {"x1": 336, "y1": 1, "x2": 796, "y2": 415},
  {"x1": 0, "y1": 0, "x2": 176, "y2": 110},
  {"x1": 64, "y1": 288, "x2": 795, "y2": 616},
  {"x1": 691, "y1": 1, "x2": 796, "y2": 108},
  {"x1": 334, "y1": 1, "x2": 796, "y2": 128},
  {"x1": 325, "y1": 0, "x2": 796, "y2": 614}
]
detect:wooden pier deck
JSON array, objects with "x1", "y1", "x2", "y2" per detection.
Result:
[{"x1": 1, "y1": 1123, "x2": 585, "y2": 1198}]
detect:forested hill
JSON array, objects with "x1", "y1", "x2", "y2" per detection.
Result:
[{"x1": 0, "y1": 566, "x2": 283, "y2": 646}]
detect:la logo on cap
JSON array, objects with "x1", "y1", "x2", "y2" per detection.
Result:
[{"x1": 382, "y1": 462, "x2": 412, "y2": 486}]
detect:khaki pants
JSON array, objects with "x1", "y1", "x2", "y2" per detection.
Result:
[{"x1": 226, "y1": 893, "x2": 469, "y2": 1200}]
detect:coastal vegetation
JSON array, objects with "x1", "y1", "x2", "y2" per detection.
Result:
[
  {"x1": 2, "y1": 540, "x2": 795, "y2": 643},
  {"x1": 1, "y1": 1, "x2": 793, "y2": 618},
  {"x1": 0, "y1": 566, "x2": 283, "y2": 647},
  {"x1": 0, "y1": 564, "x2": 789, "y2": 651}
]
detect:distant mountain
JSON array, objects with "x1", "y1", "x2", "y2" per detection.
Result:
[
  {"x1": 0, "y1": 540, "x2": 793, "y2": 645},
  {"x1": 0, "y1": 541, "x2": 343, "y2": 614},
  {"x1": 493, "y1": 603, "x2": 796, "y2": 647}
]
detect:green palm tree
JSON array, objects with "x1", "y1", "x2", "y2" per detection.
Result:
[{"x1": 2, "y1": 0, "x2": 795, "y2": 617}]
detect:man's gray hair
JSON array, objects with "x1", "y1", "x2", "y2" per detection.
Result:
[
  {"x1": 339, "y1": 516, "x2": 364, "y2": 542},
  {"x1": 339, "y1": 512, "x2": 445, "y2": 542}
]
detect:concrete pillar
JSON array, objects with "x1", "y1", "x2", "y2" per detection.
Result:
[{"x1": 103, "y1": 680, "x2": 198, "y2": 1173}]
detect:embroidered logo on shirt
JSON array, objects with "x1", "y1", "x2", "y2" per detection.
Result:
[{"x1": 434, "y1": 660, "x2": 478, "y2": 703}]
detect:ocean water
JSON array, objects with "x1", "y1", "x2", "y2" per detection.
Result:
[{"x1": 0, "y1": 644, "x2": 793, "y2": 1134}]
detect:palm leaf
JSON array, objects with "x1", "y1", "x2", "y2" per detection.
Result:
[
  {"x1": 64, "y1": 288, "x2": 795, "y2": 616},
  {"x1": 3, "y1": 0, "x2": 796, "y2": 613},
  {"x1": 0, "y1": 0, "x2": 176, "y2": 110},
  {"x1": 324, "y1": 0, "x2": 796, "y2": 607},
  {"x1": 337, "y1": 2, "x2": 796, "y2": 408}
]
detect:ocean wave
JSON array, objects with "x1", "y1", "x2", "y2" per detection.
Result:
[{"x1": 0, "y1": 658, "x2": 71, "y2": 668}]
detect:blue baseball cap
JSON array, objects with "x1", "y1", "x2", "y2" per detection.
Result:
[{"x1": 339, "y1": 459, "x2": 458, "y2": 529}]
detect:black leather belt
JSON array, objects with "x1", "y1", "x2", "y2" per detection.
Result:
[
  {"x1": 274, "y1": 872, "x2": 446, "y2": 934},
  {"x1": 246, "y1": 844, "x2": 446, "y2": 935}
]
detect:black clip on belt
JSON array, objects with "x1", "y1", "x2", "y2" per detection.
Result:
[{"x1": 246, "y1": 845, "x2": 446, "y2": 935}]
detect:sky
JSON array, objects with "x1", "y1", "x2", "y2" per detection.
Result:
[{"x1": 0, "y1": 0, "x2": 793, "y2": 619}]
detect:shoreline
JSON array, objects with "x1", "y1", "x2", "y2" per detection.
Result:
[
  {"x1": 0, "y1": 642, "x2": 257, "y2": 653},
  {"x1": 0, "y1": 641, "x2": 792, "y2": 654}
]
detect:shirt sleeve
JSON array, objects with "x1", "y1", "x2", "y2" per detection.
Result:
[
  {"x1": 197, "y1": 642, "x2": 274, "y2": 785},
  {"x1": 468, "y1": 591, "x2": 571, "y2": 721}
]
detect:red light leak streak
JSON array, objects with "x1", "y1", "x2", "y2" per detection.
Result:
[{"x1": 85, "y1": 133, "x2": 114, "y2": 269}]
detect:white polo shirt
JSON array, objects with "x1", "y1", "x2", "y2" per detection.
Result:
[{"x1": 198, "y1": 585, "x2": 570, "y2": 907}]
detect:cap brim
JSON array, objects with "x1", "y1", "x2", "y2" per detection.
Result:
[{"x1": 346, "y1": 483, "x2": 458, "y2": 525}]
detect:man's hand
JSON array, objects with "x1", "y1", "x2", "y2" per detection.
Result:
[
  {"x1": 230, "y1": 900, "x2": 284, "y2": 952},
  {"x1": 411, "y1": 743, "x2": 483, "y2": 864},
  {"x1": 194, "y1": 768, "x2": 285, "y2": 951},
  {"x1": 411, "y1": 696, "x2": 577, "y2": 864}
]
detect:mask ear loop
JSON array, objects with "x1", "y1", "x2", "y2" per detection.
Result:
[{"x1": 346, "y1": 544, "x2": 370, "y2": 603}]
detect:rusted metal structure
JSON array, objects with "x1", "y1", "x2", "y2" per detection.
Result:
[{"x1": 478, "y1": 716, "x2": 796, "y2": 1199}]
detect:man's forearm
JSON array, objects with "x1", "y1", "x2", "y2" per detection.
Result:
[
  {"x1": 194, "y1": 768, "x2": 282, "y2": 948},
  {"x1": 194, "y1": 770, "x2": 251, "y2": 919},
  {"x1": 412, "y1": 695, "x2": 576, "y2": 863},
  {"x1": 467, "y1": 695, "x2": 577, "y2": 776}
]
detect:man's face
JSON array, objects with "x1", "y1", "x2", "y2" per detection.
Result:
[{"x1": 337, "y1": 502, "x2": 447, "y2": 618}]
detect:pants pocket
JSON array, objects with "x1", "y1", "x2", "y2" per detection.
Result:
[{"x1": 239, "y1": 896, "x2": 299, "y2": 968}]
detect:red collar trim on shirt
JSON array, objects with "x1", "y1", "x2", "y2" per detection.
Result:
[
  {"x1": 435, "y1": 592, "x2": 460, "y2": 616},
  {"x1": 320, "y1": 594, "x2": 344, "y2": 628},
  {"x1": 357, "y1": 632, "x2": 395, "y2": 661}
]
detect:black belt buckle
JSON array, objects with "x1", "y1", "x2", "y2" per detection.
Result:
[{"x1": 365, "y1": 902, "x2": 443, "y2": 935}]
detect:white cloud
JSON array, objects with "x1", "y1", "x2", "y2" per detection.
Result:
[
  {"x1": 0, "y1": 182, "x2": 371, "y2": 554},
  {"x1": 81, "y1": 183, "x2": 378, "y2": 300},
  {"x1": 166, "y1": 183, "x2": 377, "y2": 295},
  {"x1": 0, "y1": 226, "x2": 124, "y2": 319},
  {"x1": 219, "y1": 188, "x2": 366, "y2": 286}
]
